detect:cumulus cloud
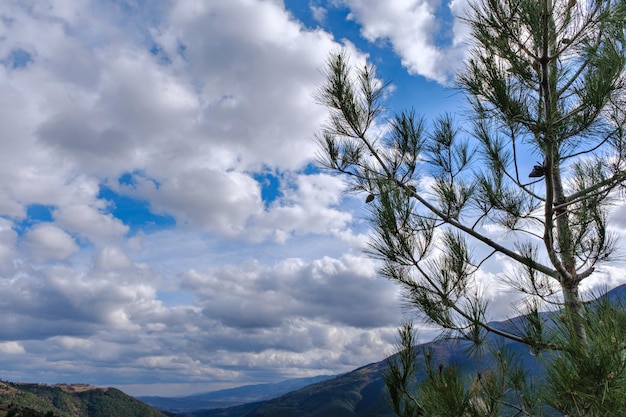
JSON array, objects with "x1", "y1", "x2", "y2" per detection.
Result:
[
  {"x1": 0, "y1": 218, "x2": 17, "y2": 275},
  {"x1": 23, "y1": 223, "x2": 79, "y2": 263},
  {"x1": 0, "y1": 0, "x2": 398, "y2": 394},
  {"x1": 54, "y1": 204, "x2": 130, "y2": 245},
  {"x1": 249, "y1": 173, "x2": 354, "y2": 242},
  {"x1": 133, "y1": 169, "x2": 264, "y2": 236},
  {"x1": 1, "y1": 241, "x2": 403, "y2": 394},
  {"x1": 149, "y1": 0, "x2": 339, "y2": 172},
  {"x1": 0, "y1": 341, "x2": 25, "y2": 355},
  {"x1": 94, "y1": 246, "x2": 135, "y2": 270},
  {"x1": 341, "y1": 0, "x2": 471, "y2": 83},
  {"x1": 311, "y1": 5, "x2": 329, "y2": 23},
  {"x1": 181, "y1": 254, "x2": 400, "y2": 330}
]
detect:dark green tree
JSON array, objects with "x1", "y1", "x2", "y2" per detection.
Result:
[{"x1": 316, "y1": 0, "x2": 626, "y2": 415}]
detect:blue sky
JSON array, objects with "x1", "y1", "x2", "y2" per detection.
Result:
[{"x1": 0, "y1": 0, "x2": 624, "y2": 398}]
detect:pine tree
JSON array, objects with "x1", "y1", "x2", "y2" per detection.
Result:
[{"x1": 316, "y1": 0, "x2": 626, "y2": 415}]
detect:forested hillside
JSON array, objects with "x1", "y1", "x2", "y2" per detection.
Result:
[{"x1": 0, "y1": 382, "x2": 172, "y2": 417}]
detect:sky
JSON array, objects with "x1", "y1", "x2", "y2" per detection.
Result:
[{"x1": 1, "y1": 0, "x2": 625, "y2": 398}]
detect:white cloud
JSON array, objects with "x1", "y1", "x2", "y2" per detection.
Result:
[
  {"x1": 53, "y1": 336, "x2": 96, "y2": 350},
  {"x1": 133, "y1": 169, "x2": 263, "y2": 236},
  {"x1": 311, "y1": 5, "x2": 328, "y2": 23},
  {"x1": 23, "y1": 223, "x2": 80, "y2": 263},
  {"x1": 0, "y1": 218, "x2": 18, "y2": 275},
  {"x1": 54, "y1": 204, "x2": 129, "y2": 244},
  {"x1": 249, "y1": 173, "x2": 354, "y2": 241},
  {"x1": 0, "y1": 341, "x2": 25, "y2": 354},
  {"x1": 94, "y1": 246, "x2": 134, "y2": 270},
  {"x1": 181, "y1": 254, "x2": 400, "y2": 330},
  {"x1": 155, "y1": 0, "x2": 339, "y2": 171},
  {"x1": 341, "y1": 0, "x2": 471, "y2": 83}
]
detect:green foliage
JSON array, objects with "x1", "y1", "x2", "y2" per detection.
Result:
[
  {"x1": 384, "y1": 323, "x2": 546, "y2": 417},
  {"x1": 385, "y1": 323, "x2": 479, "y2": 417},
  {"x1": 0, "y1": 382, "x2": 169, "y2": 417},
  {"x1": 0, "y1": 402, "x2": 56, "y2": 417},
  {"x1": 544, "y1": 297, "x2": 626, "y2": 416},
  {"x1": 384, "y1": 301, "x2": 626, "y2": 417}
]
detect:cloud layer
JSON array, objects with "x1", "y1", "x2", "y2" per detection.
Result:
[{"x1": 0, "y1": 0, "x2": 415, "y2": 396}]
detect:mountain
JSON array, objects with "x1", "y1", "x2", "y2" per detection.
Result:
[
  {"x1": 0, "y1": 382, "x2": 175, "y2": 417},
  {"x1": 188, "y1": 359, "x2": 392, "y2": 417},
  {"x1": 139, "y1": 375, "x2": 334, "y2": 413},
  {"x1": 187, "y1": 338, "x2": 529, "y2": 417},
  {"x1": 187, "y1": 283, "x2": 626, "y2": 417}
]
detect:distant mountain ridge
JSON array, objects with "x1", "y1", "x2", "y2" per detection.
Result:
[
  {"x1": 188, "y1": 359, "x2": 394, "y2": 417},
  {"x1": 139, "y1": 375, "x2": 334, "y2": 413}
]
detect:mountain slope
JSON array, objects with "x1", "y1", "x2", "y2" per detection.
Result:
[
  {"x1": 189, "y1": 359, "x2": 395, "y2": 417},
  {"x1": 140, "y1": 375, "x2": 333, "y2": 413},
  {"x1": 0, "y1": 382, "x2": 173, "y2": 417},
  {"x1": 239, "y1": 360, "x2": 390, "y2": 417},
  {"x1": 199, "y1": 340, "x2": 528, "y2": 417}
]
